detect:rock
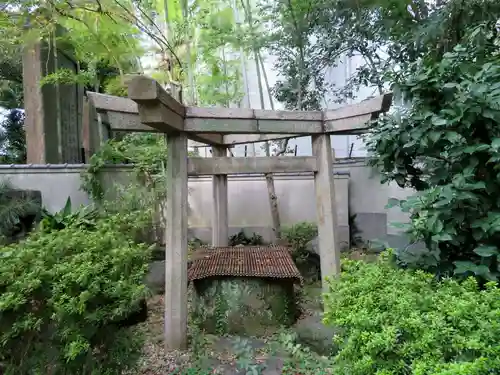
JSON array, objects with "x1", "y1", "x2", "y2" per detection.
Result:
[
  {"x1": 295, "y1": 239, "x2": 321, "y2": 281},
  {"x1": 306, "y1": 236, "x2": 350, "y2": 255},
  {"x1": 396, "y1": 241, "x2": 430, "y2": 265},
  {"x1": 150, "y1": 246, "x2": 165, "y2": 261},
  {"x1": 306, "y1": 237, "x2": 319, "y2": 255},
  {"x1": 145, "y1": 261, "x2": 165, "y2": 293},
  {"x1": 293, "y1": 314, "x2": 340, "y2": 356},
  {"x1": 403, "y1": 241, "x2": 427, "y2": 253},
  {"x1": 192, "y1": 278, "x2": 298, "y2": 336},
  {"x1": 4, "y1": 189, "x2": 42, "y2": 204},
  {"x1": 2, "y1": 189, "x2": 42, "y2": 243}
]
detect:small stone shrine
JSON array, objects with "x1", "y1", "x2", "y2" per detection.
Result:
[{"x1": 188, "y1": 245, "x2": 303, "y2": 336}]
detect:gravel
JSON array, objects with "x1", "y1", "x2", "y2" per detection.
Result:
[{"x1": 134, "y1": 295, "x2": 191, "y2": 374}]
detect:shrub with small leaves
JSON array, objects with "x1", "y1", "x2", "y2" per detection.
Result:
[
  {"x1": 323, "y1": 252, "x2": 500, "y2": 375},
  {"x1": 282, "y1": 222, "x2": 317, "y2": 260},
  {"x1": 0, "y1": 215, "x2": 152, "y2": 375},
  {"x1": 282, "y1": 222, "x2": 318, "y2": 280}
]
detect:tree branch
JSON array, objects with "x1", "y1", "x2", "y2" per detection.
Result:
[{"x1": 110, "y1": 0, "x2": 184, "y2": 71}]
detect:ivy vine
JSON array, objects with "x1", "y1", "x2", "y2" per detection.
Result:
[{"x1": 80, "y1": 133, "x2": 168, "y2": 202}]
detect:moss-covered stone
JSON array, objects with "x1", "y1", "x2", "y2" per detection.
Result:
[
  {"x1": 191, "y1": 277, "x2": 298, "y2": 336},
  {"x1": 293, "y1": 314, "x2": 340, "y2": 356}
]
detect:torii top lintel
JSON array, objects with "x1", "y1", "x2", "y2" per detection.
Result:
[{"x1": 88, "y1": 75, "x2": 393, "y2": 146}]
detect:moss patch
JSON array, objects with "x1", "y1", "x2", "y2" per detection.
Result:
[{"x1": 192, "y1": 277, "x2": 298, "y2": 336}]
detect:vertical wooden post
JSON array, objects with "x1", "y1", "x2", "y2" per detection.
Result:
[
  {"x1": 164, "y1": 133, "x2": 189, "y2": 350},
  {"x1": 81, "y1": 97, "x2": 90, "y2": 163},
  {"x1": 312, "y1": 135, "x2": 341, "y2": 293},
  {"x1": 212, "y1": 146, "x2": 229, "y2": 246}
]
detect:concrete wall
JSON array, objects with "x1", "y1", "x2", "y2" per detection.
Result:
[
  {"x1": 187, "y1": 173, "x2": 349, "y2": 246},
  {"x1": 343, "y1": 161, "x2": 414, "y2": 248},
  {"x1": 0, "y1": 159, "x2": 415, "y2": 248}
]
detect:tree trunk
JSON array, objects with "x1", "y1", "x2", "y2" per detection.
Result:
[
  {"x1": 241, "y1": 0, "x2": 282, "y2": 242},
  {"x1": 265, "y1": 173, "x2": 281, "y2": 240}
]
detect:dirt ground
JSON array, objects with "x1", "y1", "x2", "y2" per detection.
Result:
[{"x1": 134, "y1": 295, "x2": 190, "y2": 374}]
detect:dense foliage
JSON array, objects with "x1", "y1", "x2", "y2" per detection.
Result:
[
  {"x1": 0, "y1": 210, "x2": 152, "y2": 374},
  {"x1": 81, "y1": 133, "x2": 167, "y2": 202},
  {"x1": 39, "y1": 197, "x2": 99, "y2": 233},
  {"x1": 281, "y1": 222, "x2": 319, "y2": 281},
  {"x1": 366, "y1": 23, "x2": 500, "y2": 280},
  {"x1": 0, "y1": 109, "x2": 25, "y2": 163},
  {"x1": 0, "y1": 109, "x2": 25, "y2": 164},
  {"x1": 258, "y1": 0, "x2": 326, "y2": 110},
  {"x1": 228, "y1": 230, "x2": 264, "y2": 246},
  {"x1": 0, "y1": 39, "x2": 23, "y2": 110},
  {"x1": 80, "y1": 133, "x2": 188, "y2": 247},
  {"x1": 0, "y1": 180, "x2": 40, "y2": 241},
  {"x1": 282, "y1": 222, "x2": 317, "y2": 259},
  {"x1": 323, "y1": 253, "x2": 500, "y2": 374}
]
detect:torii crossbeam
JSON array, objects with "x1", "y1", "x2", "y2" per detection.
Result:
[{"x1": 87, "y1": 76, "x2": 392, "y2": 351}]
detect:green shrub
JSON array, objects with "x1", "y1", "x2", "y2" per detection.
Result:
[
  {"x1": 323, "y1": 252, "x2": 500, "y2": 375},
  {"x1": 0, "y1": 215, "x2": 151, "y2": 375},
  {"x1": 39, "y1": 197, "x2": 99, "y2": 233},
  {"x1": 282, "y1": 223, "x2": 318, "y2": 281},
  {"x1": 282, "y1": 222, "x2": 317, "y2": 258},
  {"x1": 228, "y1": 230, "x2": 264, "y2": 246}
]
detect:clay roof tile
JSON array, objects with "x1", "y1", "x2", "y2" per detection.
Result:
[{"x1": 188, "y1": 245, "x2": 302, "y2": 283}]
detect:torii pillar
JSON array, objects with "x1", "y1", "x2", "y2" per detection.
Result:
[
  {"x1": 211, "y1": 146, "x2": 229, "y2": 246},
  {"x1": 164, "y1": 132, "x2": 189, "y2": 350},
  {"x1": 312, "y1": 135, "x2": 341, "y2": 293}
]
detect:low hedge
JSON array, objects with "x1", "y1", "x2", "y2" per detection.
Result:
[{"x1": 324, "y1": 252, "x2": 500, "y2": 375}]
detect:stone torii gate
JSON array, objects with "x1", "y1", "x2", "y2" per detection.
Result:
[{"x1": 88, "y1": 76, "x2": 392, "y2": 350}]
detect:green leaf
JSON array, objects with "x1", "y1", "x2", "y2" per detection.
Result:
[
  {"x1": 433, "y1": 199, "x2": 451, "y2": 208},
  {"x1": 431, "y1": 233, "x2": 453, "y2": 242},
  {"x1": 444, "y1": 131, "x2": 461, "y2": 143},
  {"x1": 432, "y1": 219, "x2": 444, "y2": 233},
  {"x1": 429, "y1": 131, "x2": 441, "y2": 143},
  {"x1": 491, "y1": 138, "x2": 500, "y2": 150},
  {"x1": 473, "y1": 245, "x2": 498, "y2": 257},
  {"x1": 62, "y1": 197, "x2": 72, "y2": 217},
  {"x1": 473, "y1": 265, "x2": 496, "y2": 281},
  {"x1": 463, "y1": 144, "x2": 490, "y2": 154},
  {"x1": 432, "y1": 117, "x2": 448, "y2": 126},
  {"x1": 483, "y1": 109, "x2": 498, "y2": 120},
  {"x1": 0, "y1": 250, "x2": 13, "y2": 258},
  {"x1": 389, "y1": 222, "x2": 410, "y2": 229},
  {"x1": 454, "y1": 261, "x2": 476, "y2": 275},
  {"x1": 464, "y1": 181, "x2": 486, "y2": 190},
  {"x1": 385, "y1": 198, "x2": 400, "y2": 209}
]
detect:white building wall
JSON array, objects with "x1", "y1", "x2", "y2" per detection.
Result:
[{"x1": 230, "y1": 51, "x2": 380, "y2": 159}]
